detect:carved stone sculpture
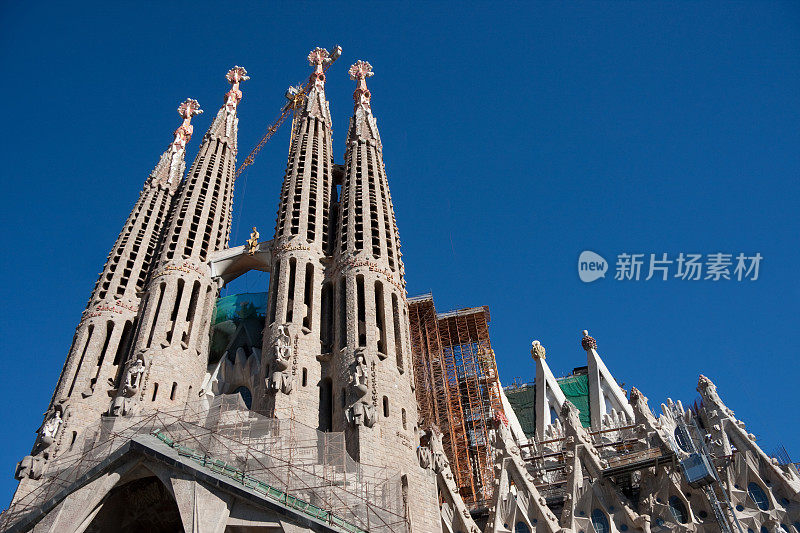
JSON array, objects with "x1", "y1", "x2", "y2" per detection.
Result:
[{"x1": 347, "y1": 401, "x2": 376, "y2": 428}]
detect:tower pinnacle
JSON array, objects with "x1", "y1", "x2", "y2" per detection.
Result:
[
  {"x1": 308, "y1": 47, "x2": 331, "y2": 90},
  {"x1": 349, "y1": 60, "x2": 373, "y2": 110},
  {"x1": 165, "y1": 99, "x2": 203, "y2": 184},
  {"x1": 222, "y1": 66, "x2": 249, "y2": 138}
]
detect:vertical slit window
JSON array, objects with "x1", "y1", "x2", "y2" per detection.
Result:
[
  {"x1": 356, "y1": 275, "x2": 366, "y2": 347},
  {"x1": 146, "y1": 283, "x2": 166, "y2": 349},
  {"x1": 319, "y1": 378, "x2": 332, "y2": 432},
  {"x1": 286, "y1": 258, "x2": 297, "y2": 323},
  {"x1": 68, "y1": 325, "x2": 94, "y2": 397},
  {"x1": 339, "y1": 279, "x2": 348, "y2": 349},
  {"x1": 393, "y1": 294, "x2": 405, "y2": 373},
  {"x1": 183, "y1": 281, "x2": 201, "y2": 344},
  {"x1": 151, "y1": 383, "x2": 159, "y2": 401},
  {"x1": 375, "y1": 282, "x2": 386, "y2": 354},
  {"x1": 303, "y1": 263, "x2": 313, "y2": 330},
  {"x1": 167, "y1": 278, "x2": 185, "y2": 343},
  {"x1": 269, "y1": 263, "x2": 280, "y2": 324},
  {"x1": 383, "y1": 396, "x2": 389, "y2": 417},
  {"x1": 170, "y1": 382, "x2": 178, "y2": 400},
  {"x1": 321, "y1": 282, "x2": 333, "y2": 353}
]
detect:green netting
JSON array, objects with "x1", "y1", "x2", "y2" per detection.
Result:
[
  {"x1": 504, "y1": 373, "x2": 592, "y2": 437},
  {"x1": 504, "y1": 386, "x2": 536, "y2": 438},
  {"x1": 558, "y1": 374, "x2": 591, "y2": 428},
  {"x1": 213, "y1": 292, "x2": 267, "y2": 325},
  {"x1": 210, "y1": 292, "x2": 267, "y2": 363}
]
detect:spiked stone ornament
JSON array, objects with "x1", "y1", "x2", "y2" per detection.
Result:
[
  {"x1": 581, "y1": 329, "x2": 598, "y2": 351},
  {"x1": 308, "y1": 47, "x2": 331, "y2": 90},
  {"x1": 173, "y1": 98, "x2": 203, "y2": 151},
  {"x1": 531, "y1": 340, "x2": 546, "y2": 360},
  {"x1": 349, "y1": 60, "x2": 373, "y2": 110}
]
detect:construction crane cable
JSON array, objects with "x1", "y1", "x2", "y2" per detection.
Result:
[{"x1": 230, "y1": 45, "x2": 341, "y2": 254}]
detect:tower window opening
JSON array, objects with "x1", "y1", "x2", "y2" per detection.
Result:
[
  {"x1": 286, "y1": 258, "x2": 297, "y2": 323},
  {"x1": 146, "y1": 283, "x2": 166, "y2": 348},
  {"x1": 68, "y1": 325, "x2": 94, "y2": 398},
  {"x1": 182, "y1": 281, "x2": 201, "y2": 344},
  {"x1": 321, "y1": 282, "x2": 333, "y2": 353},
  {"x1": 319, "y1": 378, "x2": 332, "y2": 432},
  {"x1": 166, "y1": 278, "x2": 185, "y2": 344},
  {"x1": 374, "y1": 282, "x2": 386, "y2": 355},
  {"x1": 269, "y1": 262, "x2": 281, "y2": 324},
  {"x1": 383, "y1": 396, "x2": 389, "y2": 418},
  {"x1": 96, "y1": 321, "x2": 115, "y2": 369},
  {"x1": 170, "y1": 382, "x2": 177, "y2": 400},
  {"x1": 356, "y1": 275, "x2": 366, "y2": 347},
  {"x1": 112, "y1": 320, "x2": 133, "y2": 366},
  {"x1": 303, "y1": 263, "x2": 313, "y2": 330},
  {"x1": 402, "y1": 408, "x2": 407, "y2": 430},
  {"x1": 302, "y1": 368, "x2": 308, "y2": 387},
  {"x1": 339, "y1": 279, "x2": 348, "y2": 349},
  {"x1": 151, "y1": 383, "x2": 159, "y2": 401},
  {"x1": 392, "y1": 294, "x2": 404, "y2": 373}
]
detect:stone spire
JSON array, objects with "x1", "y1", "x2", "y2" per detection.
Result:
[
  {"x1": 32, "y1": 99, "x2": 202, "y2": 471},
  {"x1": 259, "y1": 48, "x2": 337, "y2": 425},
  {"x1": 330, "y1": 60, "x2": 415, "y2": 466},
  {"x1": 580, "y1": 329, "x2": 634, "y2": 429},
  {"x1": 150, "y1": 99, "x2": 203, "y2": 187},
  {"x1": 346, "y1": 60, "x2": 381, "y2": 146},
  {"x1": 113, "y1": 68, "x2": 247, "y2": 417}
]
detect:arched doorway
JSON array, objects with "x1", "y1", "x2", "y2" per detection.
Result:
[{"x1": 85, "y1": 476, "x2": 183, "y2": 532}]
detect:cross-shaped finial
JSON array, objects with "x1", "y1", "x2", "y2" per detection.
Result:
[
  {"x1": 226, "y1": 66, "x2": 250, "y2": 86},
  {"x1": 174, "y1": 98, "x2": 203, "y2": 147},
  {"x1": 308, "y1": 47, "x2": 331, "y2": 70},
  {"x1": 177, "y1": 98, "x2": 203, "y2": 120},
  {"x1": 349, "y1": 60, "x2": 374, "y2": 109},
  {"x1": 349, "y1": 60, "x2": 374, "y2": 82}
]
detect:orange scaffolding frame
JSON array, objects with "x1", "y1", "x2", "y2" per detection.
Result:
[{"x1": 408, "y1": 295, "x2": 504, "y2": 509}]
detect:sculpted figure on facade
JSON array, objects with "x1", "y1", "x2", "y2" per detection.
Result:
[
  {"x1": 109, "y1": 357, "x2": 146, "y2": 416},
  {"x1": 268, "y1": 325, "x2": 293, "y2": 395},
  {"x1": 347, "y1": 400, "x2": 376, "y2": 428}
]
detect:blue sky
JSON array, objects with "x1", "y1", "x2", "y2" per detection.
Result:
[{"x1": 1, "y1": 1, "x2": 799, "y2": 504}]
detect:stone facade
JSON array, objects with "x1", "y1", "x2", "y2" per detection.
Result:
[{"x1": 8, "y1": 49, "x2": 798, "y2": 533}]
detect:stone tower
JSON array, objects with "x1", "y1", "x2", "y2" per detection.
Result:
[
  {"x1": 110, "y1": 67, "x2": 248, "y2": 417},
  {"x1": 29, "y1": 99, "x2": 202, "y2": 464},
  {"x1": 330, "y1": 61, "x2": 439, "y2": 530},
  {"x1": 259, "y1": 48, "x2": 336, "y2": 427}
]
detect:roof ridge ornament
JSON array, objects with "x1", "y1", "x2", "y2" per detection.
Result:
[
  {"x1": 581, "y1": 329, "x2": 598, "y2": 351},
  {"x1": 349, "y1": 60, "x2": 373, "y2": 111},
  {"x1": 531, "y1": 340, "x2": 546, "y2": 360}
]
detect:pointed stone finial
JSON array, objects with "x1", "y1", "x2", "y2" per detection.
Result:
[
  {"x1": 531, "y1": 340, "x2": 546, "y2": 360},
  {"x1": 349, "y1": 60, "x2": 374, "y2": 110},
  {"x1": 581, "y1": 330, "x2": 597, "y2": 351},
  {"x1": 225, "y1": 66, "x2": 249, "y2": 107},
  {"x1": 308, "y1": 47, "x2": 331, "y2": 91},
  {"x1": 174, "y1": 98, "x2": 203, "y2": 147}
]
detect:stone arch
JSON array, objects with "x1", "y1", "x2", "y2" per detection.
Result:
[{"x1": 83, "y1": 475, "x2": 182, "y2": 533}]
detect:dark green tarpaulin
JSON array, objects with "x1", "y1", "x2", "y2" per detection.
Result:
[{"x1": 504, "y1": 374, "x2": 591, "y2": 438}]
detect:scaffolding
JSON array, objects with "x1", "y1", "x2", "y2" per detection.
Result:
[
  {"x1": 408, "y1": 294, "x2": 504, "y2": 510},
  {"x1": 2, "y1": 395, "x2": 407, "y2": 533}
]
